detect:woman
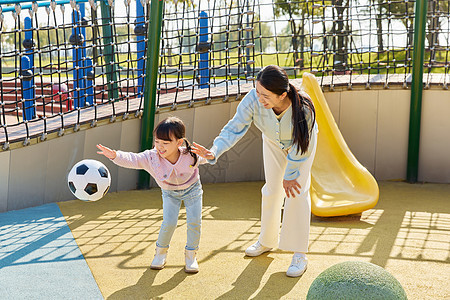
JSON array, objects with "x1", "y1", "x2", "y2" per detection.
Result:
[{"x1": 192, "y1": 65, "x2": 318, "y2": 277}]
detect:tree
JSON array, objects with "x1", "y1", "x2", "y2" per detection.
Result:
[
  {"x1": 376, "y1": 0, "x2": 384, "y2": 52},
  {"x1": 273, "y1": 0, "x2": 347, "y2": 71},
  {"x1": 274, "y1": 0, "x2": 309, "y2": 68},
  {"x1": 177, "y1": 29, "x2": 197, "y2": 65},
  {"x1": 425, "y1": 0, "x2": 449, "y2": 61},
  {"x1": 387, "y1": 0, "x2": 449, "y2": 57},
  {"x1": 277, "y1": 23, "x2": 312, "y2": 54},
  {"x1": 251, "y1": 15, "x2": 274, "y2": 53},
  {"x1": 331, "y1": 0, "x2": 351, "y2": 72},
  {"x1": 211, "y1": 15, "x2": 273, "y2": 53}
]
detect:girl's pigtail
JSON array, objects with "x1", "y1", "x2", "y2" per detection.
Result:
[{"x1": 183, "y1": 138, "x2": 198, "y2": 167}]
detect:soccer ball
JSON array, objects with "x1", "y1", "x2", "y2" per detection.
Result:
[{"x1": 68, "y1": 159, "x2": 111, "y2": 201}]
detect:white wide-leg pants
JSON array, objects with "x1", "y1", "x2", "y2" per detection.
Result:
[{"x1": 259, "y1": 134, "x2": 317, "y2": 253}]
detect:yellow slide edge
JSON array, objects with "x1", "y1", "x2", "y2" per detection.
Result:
[{"x1": 301, "y1": 73, "x2": 379, "y2": 217}]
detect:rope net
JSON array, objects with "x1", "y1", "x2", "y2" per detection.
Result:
[
  {"x1": 0, "y1": 0, "x2": 149, "y2": 146},
  {"x1": 0, "y1": 0, "x2": 449, "y2": 146}
]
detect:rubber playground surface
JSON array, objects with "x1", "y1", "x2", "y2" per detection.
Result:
[{"x1": 0, "y1": 181, "x2": 449, "y2": 299}]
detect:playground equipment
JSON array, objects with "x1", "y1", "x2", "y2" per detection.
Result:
[
  {"x1": 52, "y1": 83, "x2": 72, "y2": 112},
  {"x1": 0, "y1": 0, "x2": 147, "y2": 148},
  {"x1": 307, "y1": 261, "x2": 407, "y2": 299},
  {"x1": 1, "y1": 0, "x2": 449, "y2": 144},
  {"x1": 302, "y1": 73, "x2": 379, "y2": 217},
  {"x1": 0, "y1": 0, "x2": 448, "y2": 191}
]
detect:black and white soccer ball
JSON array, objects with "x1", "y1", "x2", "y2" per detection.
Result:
[{"x1": 68, "y1": 159, "x2": 111, "y2": 201}]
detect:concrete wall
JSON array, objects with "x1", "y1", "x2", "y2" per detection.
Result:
[
  {"x1": 154, "y1": 101, "x2": 264, "y2": 187},
  {"x1": 1, "y1": 87, "x2": 449, "y2": 212},
  {"x1": 325, "y1": 88, "x2": 450, "y2": 183},
  {"x1": 327, "y1": 89, "x2": 411, "y2": 180},
  {"x1": 1, "y1": 118, "x2": 141, "y2": 212}
]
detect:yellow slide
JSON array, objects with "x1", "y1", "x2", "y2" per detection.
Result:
[{"x1": 301, "y1": 73, "x2": 379, "y2": 217}]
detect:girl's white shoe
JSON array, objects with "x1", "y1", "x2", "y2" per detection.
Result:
[
  {"x1": 150, "y1": 246, "x2": 168, "y2": 270},
  {"x1": 185, "y1": 249, "x2": 199, "y2": 273}
]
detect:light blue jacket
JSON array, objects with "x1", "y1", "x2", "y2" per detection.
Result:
[{"x1": 209, "y1": 88, "x2": 318, "y2": 181}]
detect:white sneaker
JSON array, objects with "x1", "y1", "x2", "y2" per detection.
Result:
[
  {"x1": 286, "y1": 254, "x2": 308, "y2": 277},
  {"x1": 245, "y1": 241, "x2": 272, "y2": 257},
  {"x1": 150, "y1": 246, "x2": 168, "y2": 270},
  {"x1": 185, "y1": 249, "x2": 199, "y2": 273}
]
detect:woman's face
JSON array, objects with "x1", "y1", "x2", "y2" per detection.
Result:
[{"x1": 256, "y1": 81, "x2": 287, "y2": 110}]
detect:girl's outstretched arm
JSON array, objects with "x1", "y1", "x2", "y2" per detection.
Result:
[
  {"x1": 96, "y1": 144, "x2": 117, "y2": 160},
  {"x1": 191, "y1": 142, "x2": 215, "y2": 160}
]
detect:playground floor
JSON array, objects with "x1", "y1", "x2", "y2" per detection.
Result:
[{"x1": 1, "y1": 181, "x2": 449, "y2": 299}]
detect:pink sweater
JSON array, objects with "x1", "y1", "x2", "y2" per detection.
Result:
[{"x1": 112, "y1": 148, "x2": 206, "y2": 190}]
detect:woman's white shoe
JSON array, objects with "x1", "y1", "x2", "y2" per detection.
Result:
[
  {"x1": 245, "y1": 241, "x2": 273, "y2": 257},
  {"x1": 185, "y1": 249, "x2": 199, "y2": 273},
  {"x1": 286, "y1": 254, "x2": 308, "y2": 277},
  {"x1": 150, "y1": 246, "x2": 168, "y2": 270}
]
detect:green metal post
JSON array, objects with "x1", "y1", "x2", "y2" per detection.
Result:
[
  {"x1": 100, "y1": 0, "x2": 119, "y2": 101},
  {"x1": 138, "y1": 0, "x2": 164, "y2": 189},
  {"x1": 407, "y1": 0, "x2": 428, "y2": 183}
]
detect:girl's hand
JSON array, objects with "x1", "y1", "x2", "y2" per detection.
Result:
[
  {"x1": 283, "y1": 179, "x2": 302, "y2": 198},
  {"x1": 191, "y1": 142, "x2": 215, "y2": 160},
  {"x1": 96, "y1": 144, "x2": 116, "y2": 160}
]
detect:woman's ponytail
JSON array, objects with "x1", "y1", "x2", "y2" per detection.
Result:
[
  {"x1": 183, "y1": 138, "x2": 198, "y2": 167},
  {"x1": 288, "y1": 83, "x2": 316, "y2": 154}
]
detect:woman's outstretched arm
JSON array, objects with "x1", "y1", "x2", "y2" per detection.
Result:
[{"x1": 205, "y1": 89, "x2": 257, "y2": 164}]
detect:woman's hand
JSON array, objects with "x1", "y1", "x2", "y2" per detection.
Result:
[
  {"x1": 283, "y1": 179, "x2": 302, "y2": 198},
  {"x1": 96, "y1": 144, "x2": 116, "y2": 160},
  {"x1": 191, "y1": 142, "x2": 215, "y2": 160}
]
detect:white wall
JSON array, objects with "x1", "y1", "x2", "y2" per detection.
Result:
[
  {"x1": 327, "y1": 88, "x2": 450, "y2": 183},
  {"x1": 1, "y1": 119, "x2": 141, "y2": 212},
  {"x1": 418, "y1": 90, "x2": 450, "y2": 182}
]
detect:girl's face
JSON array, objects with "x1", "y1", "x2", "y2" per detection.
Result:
[
  {"x1": 256, "y1": 81, "x2": 288, "y2": 110},
  {"x1": 154, "y1": 134, "x2": 184, "y2": 161}
]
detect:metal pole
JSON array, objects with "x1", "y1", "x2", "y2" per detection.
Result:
[
  {"x1": 86, "y1": 58, "x2": 94, "y2": 105},
  {"x1": 72, "y1": 10, "x2": 85, "y2": 108},
  {"x1": 80, "y1": 3, "x2": 87, "y2": 106},
  {"x1": 407, "y1": 0, "x2": 428, "y2": 183},
  {"x1": 136, "y1": 0, "x2": 145, "y2": 98},
  {"x1": 23, "y1": 17, "x2": 35, "y2": 120},
  {"x1": 138, "y1": 0, "x2": 164, "y2": 189},
  {"x1": 199, "y1": 11, "x2": 209, "y2": 89},
  {"x1": 21, "y1": 56, "x2": 35, "y2": 121},
  {"x1": 245, "y1": 0, "x2": 251, "y2": 77}
]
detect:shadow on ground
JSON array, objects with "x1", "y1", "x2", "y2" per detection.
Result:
[{"x1": 57, "y1": 181, "x2": 450, "y2": 299}]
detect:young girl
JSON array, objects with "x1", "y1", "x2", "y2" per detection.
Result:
[{"x1": 96, "y1": 116, "x2": 205, "y2": 273}]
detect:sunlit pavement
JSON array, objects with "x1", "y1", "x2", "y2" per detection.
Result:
[{"x1": 1, "y1": 181, "x2": 449, "y2": 299}]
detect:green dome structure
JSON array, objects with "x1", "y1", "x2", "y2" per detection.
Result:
[{"x1": 307, "y1": 261, "x2": 407, "y2": 300}]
